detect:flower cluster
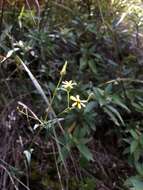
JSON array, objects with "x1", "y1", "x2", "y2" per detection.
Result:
[{"x1": 61, "y1": 80, "x2": 87, "y2": 109}]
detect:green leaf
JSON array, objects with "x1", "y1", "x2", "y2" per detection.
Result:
[
  {"x1": 128, "y1": 176, "x2": 143, "y2": 190},
  {"x1": 106, "y1": 105, "x2": 125, "y2": 126},
  {"x1": 77, "y1": 144, "x2": 93, "y2": 161},
  {"x1": 93, "y1": 88, "x2": 106, "y2": 106},
  {"x1": 135, "y1": 162, "x2": 143, "y2": 177},
  {"x1": 105, "y1": 83, "x2": 112, "y2": 94},
  {"x1": 112, "y1": 95, "x2": 130, "y2": 112},
  {"x1": 94, "y1": 53, "x2": 102, "y2": 61},
  {"x1": 79, "y1": 138, "x2": 92, "y2": 144},
  {"x1": 78, "y1": 127, "x2": 87, "y2": 138},
  {"x1": 130, "y1": 140, "x2": 138, "y2": 154},
  {"x1": 80, "y1": 57, "x2": 88, "y2": 70},
  {"x1": 139, "y1": 134, "x2": 143, "y2": 147},
  {"x1": 79, "y1": 156, "x2": 89, "y2": 168},
  {"x1": 123, "y1": 147, "x2": 130, "y2": 155},
  {"x1": 88, "y1": 59, "x2": 97, "y2": 74},
  {"x1": 86, "y1": 23, "x2": 96, "y2": 34},
  {"x1": 58, "y1": 146, "x2": 70, "y2": 162},
  {"x1": 130, "y1": 129, "x2": 139, "y2": 140},
  {"x1": 84, "y1": 101, "x2": 97, "y2": 113},
  {"x1": 103, "y1": 107, "x2": 120, "y2": 126},
  {"x1": 94, "y1": 87, "x2": 104, "y2": 96},
  {"x1": 134, "y1": 147, "x2": 141, "y2": 162},
  {"x1": 132, "y1": 102, "x2": 143, "y2": 112}
]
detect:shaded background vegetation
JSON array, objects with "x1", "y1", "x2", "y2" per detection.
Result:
[{"x1": 0, "y1": 0, "x2": 143, "y2": 190}]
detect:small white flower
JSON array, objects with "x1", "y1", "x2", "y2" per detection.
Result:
[{"x1": 62, "y1": 80, "x2": 77, "y2": 91}]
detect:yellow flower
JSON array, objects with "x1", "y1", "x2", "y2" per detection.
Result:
[
  {"x1": 62, "y1": 80, "x2": 77, "y2": 91},
  {"x1": 70, "y1": 95, "x2": 87, "y2": 109}
]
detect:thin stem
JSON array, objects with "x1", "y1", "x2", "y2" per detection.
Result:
[
  {"x1": 99, "y1": 77, "x2": 143, "y2": 87},
  {"x1": 52, "y1": 142, "x2": 64, "y2": 190},
  {"x1": 51, "y1": 75, "x2": 63, "y2": 106},
  {"x1": 44, "y1": 75, "x2": 63, "y2": 121},
  {"x1": 58, "y1": 107, "x2": 72, "y2": 116},
  {"x1": 67, "y1": 91, "x2": 70, "y2": 108}
]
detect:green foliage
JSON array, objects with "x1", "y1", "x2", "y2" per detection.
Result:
[
  {"x1": 1, "y1": 0, "x2": 143, "y2": 189},
  {"x1": 125, "y1": 176, "x2": 143, "y2": 190},
  {"x1": 79, "y1": 177, "x2": 96, "y2": 190}
]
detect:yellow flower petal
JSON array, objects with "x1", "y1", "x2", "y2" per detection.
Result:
[
  {"x1": 72, "y1": 102, "x2": 77, "y2": 107},
  {"x1": 76, "y1": 95, "x2": 80, "y2": 100},
  {"x1": 70, "y1": 96, "x2": 77, "y2": 101},
  {"x1": 81, "y1": 100, "x2": 87, "y2": 103},
  {"x1": 62, "y1": 81, "x2": 67, "y2": 85},
  {"x1": 70, "y1": 94, "x2": 87, "y2": 109},
  {"x1": 81, "y1": 103, "x2": 86, "y2": 107},
  {"x1": 77, "y1": 103, "x2": 81, "y2": 109}
]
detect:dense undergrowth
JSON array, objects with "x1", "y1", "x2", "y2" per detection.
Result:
[{"x1": 0, "y1": 0, "x2": 143, "y2": 190}]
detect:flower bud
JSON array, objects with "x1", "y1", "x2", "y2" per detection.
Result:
[{"x1": 60, "y1": 61, "x2": 67, "y2": 76}]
